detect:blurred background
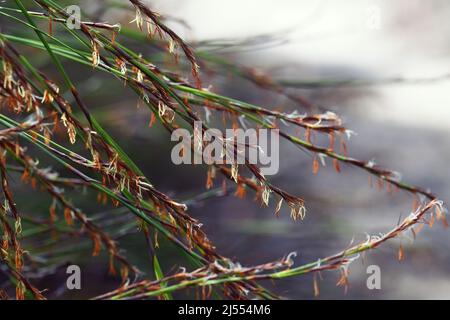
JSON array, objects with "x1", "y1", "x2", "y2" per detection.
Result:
[{"x1": 1, "y1": 0, "x2": 449, "y2": 299}]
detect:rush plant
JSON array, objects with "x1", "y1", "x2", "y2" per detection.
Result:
[{"x1": 0, "y1": 0, "x2": 445, "y2": 300}]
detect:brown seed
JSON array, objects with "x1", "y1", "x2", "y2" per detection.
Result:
[{"x1": 312, "y1": 156, "x2": 320, "y2": 175}]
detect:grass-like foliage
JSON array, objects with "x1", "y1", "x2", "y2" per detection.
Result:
[{"x1": 0, "y1": 0, "x2": 445, "y2": 300}]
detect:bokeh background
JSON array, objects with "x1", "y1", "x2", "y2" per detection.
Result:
[{"x1": 1, "y1": 0, "x2": 449, "y2": 299}]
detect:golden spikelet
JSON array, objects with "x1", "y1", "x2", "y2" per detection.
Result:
[
  {"x1": 398, "y1": 244, "x2": 405, "y2": 262},
  {"x1": 234, "y1": 183, "x2": 246, "y2": 199},
  {"x1": 261, "y1": 186, "x2": 270, "y2": 207},
  {"x1": 313, "y1": 275, "x2": 320, "y2": 298},
  {"x1": 231, "y1": 163, "x2": 238, "y2": 183},
  {"x1": 120, "y1": 265, "x2": 129, "y2": 283},
  {"x1": 275, "y1": 198, "x2": 283, "y2": 217},
  {"x1": 131, "y1": 7, "x2": 144, "y2": 30},
  {"x1": 41, "y1": 90, "x2": 54, "y2": 104},
  {"x1": 109, "y1": 252, "x2": 117, "y2": 275},
  {"x1": 49, "y1": 202, "x2": 57, "y2": 223},
  {"x1": 64, "y1": 207, "x2": 74, "y2": 226},
  {"x1": 15, "y1": 247, "x2": 23, "y2": 272},
  {"x1": 92, "y1": 234, "x2": 102, "y2": 257},
  {"x1": 289, "y1": 203, "x2": 306, "y2": 221},
  {"x1": 67, "y1": 122, "x2": 76, "y2": 144},
  {"x1": 312, "y1": 156, "x2": 320, "y2": 175},
  {"x1": 15, "y1": 281, "x2": 25, "y2": 300},
  {"x1": 91, "y1": 40, "x2": 100, "y2": 68},
  {"x1": 2, "y1": 61, "x2": 13, "y2": 90}
]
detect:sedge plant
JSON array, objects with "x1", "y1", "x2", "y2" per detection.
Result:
[{"x1": 0, "y1": 0, "x2": 445, "y2": 300}]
